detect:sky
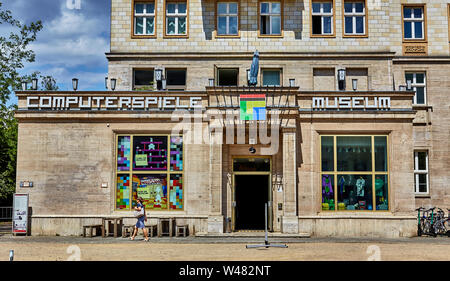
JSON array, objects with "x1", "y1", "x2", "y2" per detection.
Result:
[{"x1": 1, "y1": 0, "x2": 110, "y2": 105}]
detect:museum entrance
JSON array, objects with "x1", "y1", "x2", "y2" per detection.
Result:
[{"x1": 232, "y1": 157, "x2": 272, "y2": 231}]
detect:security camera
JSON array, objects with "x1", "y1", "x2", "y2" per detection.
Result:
[{"x1": 249, "y1": 147, "x2": 256, "y2": 154}]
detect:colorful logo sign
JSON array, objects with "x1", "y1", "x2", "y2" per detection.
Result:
[{"x1": 240, "y1": 94, "x2": 266, "y2": 121}]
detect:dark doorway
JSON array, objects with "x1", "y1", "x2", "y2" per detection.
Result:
[{"x1": 234, "y1": 175, "x2": 269, "y2": 230}]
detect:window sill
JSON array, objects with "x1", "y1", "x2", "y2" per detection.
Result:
[
  {"x1": 403, "y1": 39, "x2": 427, "y2": 43},
  {"x1": 215, "y1": 35, "x2": 241, "y2": 39},
  {"x1": 131, "y1": 35, "x2": 157, "y2": 39},
  {"x1": 164, "y1": 35, "x2": 189, "y2": 39},
  {"x1": 310, "y1": 34, "x2": 336, "y2": 38},
  {"x1": 258, "y1": 34, "x2": 283, "y2": 38},
  {"x1": 414, "y1": 194, "x2": 431, "y2": 198},
  {"x1": 343, "y1": 34, "x2": 368, "y2": 38}
]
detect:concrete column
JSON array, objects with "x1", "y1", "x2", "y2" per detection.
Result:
[
  {"x1": 208, "y1": 129, "x2": 224, "y2": 233},
  {"x1": 282, "y1": 130, "x2": 299, "y2": 233}
]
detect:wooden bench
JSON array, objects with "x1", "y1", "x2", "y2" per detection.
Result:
[
  {"x1": 122, "y1": 224, "x2": 158, "y2": 238},
  {"x1": 175, "y1": 225, "x2": 189, "y2": 237},
  {"x1": 83, "y1": 225, "x2": 103, "y2": 237}
]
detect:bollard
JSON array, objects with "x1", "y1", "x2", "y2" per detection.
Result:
[{"x1": 9, "y1": 250, "x2": 14, "y2": 261}]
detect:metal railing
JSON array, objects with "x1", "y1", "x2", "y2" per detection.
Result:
[{"x1": 0, "y1": 207, "x2": 12, "y2": 221}]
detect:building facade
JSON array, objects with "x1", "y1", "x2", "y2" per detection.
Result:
[{"x1": 15, "y1": 0, "x2": 450, "y2": 237}]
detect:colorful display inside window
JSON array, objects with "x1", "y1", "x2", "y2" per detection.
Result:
[
  {"x1": 116, "y1": 135, "x2": 183, "y2": 211},
  {"x1": 321, "y1": 135, "x2": 389, "y2": 211},
  {"x1": 240, "y1": 94, "x2": 266, "y2": 121}
]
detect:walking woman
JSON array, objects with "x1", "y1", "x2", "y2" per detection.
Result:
[{"x1": 130, "y1": 197, "x2": 149, "y2": 241}]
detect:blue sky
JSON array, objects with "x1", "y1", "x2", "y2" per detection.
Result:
[{"x1": 1, "y1": 0, "x2": 110, "y2": 105}]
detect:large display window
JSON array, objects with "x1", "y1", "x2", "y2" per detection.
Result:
[
  {"x1": 116, "y1": 135, "x2": 184, "y2": 211},
  {"x1": 320, "y1": 135, "x2": 389, "y2": 211}
]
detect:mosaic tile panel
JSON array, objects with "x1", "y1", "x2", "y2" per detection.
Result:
[
  {"x1": 133, "y1": 136, "x2": 168, "y2": 171},
  {"x1": 170, "y1": 136, "x2": 183, "y2": 171},
  {"x1": 132, "y1": 174, "x2": 168, "y2": 210},
  {"x1": 117, "y1": 136, "x2": 131, "y2": 171},
  {"x1": 169, "y1": 174, "x2": 183, "y2": 210},
  {"x1": 116, "y1": 174, "x2": 130, "y2": 209}
]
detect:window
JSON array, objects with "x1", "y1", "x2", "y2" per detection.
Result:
[
  {"x1": 405, "y1": 72, "x2": 426, "y2": 105},
  {"x1": 260, "y1": 2, "x2": 282, "y2": 36},
  {"x1": 217, "y1": 68, "x2": 239, "y2": 86},
  {"x1": 217, "y1": 2, "x2": 239, "y2": 36},
  {"x1": 133, "y1": 69, "x2": 154, "y2": 89},
  {"x1": 311, "y1": 1, "x2": 334, "y2": 36},
  {"x1": 133, "y1": 2, "x2": 156, "y2": 36},
  {"x1": 166, "y1": 69, "x2": 187, "y2": 89},
  {"x1": 320, "y1": 135, "x2": 389, "y2": 211},
  {"x1": 262, "y1": 69, "x2": 281, "y2": 86},
  {"x1": 116, "y1": 135, "x2": 184, "y2": 211},
  {"x1": 414, "y1": 151, "x2": 429, "y2": 194},
  {"x1": 343, "y1": 1, "x2": 366, "y2": 36},
  {"x1": 166, "y1": 1, "x2": 187, "y2": 36},
  {"x1": 403, "y1": 5, "x2": 425, "y2": 40}
]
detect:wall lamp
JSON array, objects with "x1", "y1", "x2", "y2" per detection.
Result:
[
  {"x1": 21, "y1": 81, "x2": 28, "y2": 91},
  {"x1": 72, "y1": 78, "x2": 79, "y2": 91},
  {"x1": 32, "y1": 78, "x2": 38, "y2": 90},
  {"x1": 111, "y1": 78, "x2": 117, "y2": 91}
]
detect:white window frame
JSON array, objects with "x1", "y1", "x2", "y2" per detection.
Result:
[
  {"x1": 414, "y1": 151, "x2": 429, "y2": 195},
  {"x1": 260, "y1": 2, "x2": 282, "y2": 35},
  {"x1": 217, "y1": 2, "x2": 239, "y2": 36},
  {"x1": 403, "y1": 6, "x2": 424, "y2": 40},
  {"x1": 166, "y1": 2, "x2": 187, "y2": 35},
  {"x1": 311, "y1": 1, "x2": 334, "y2": 35},
  {"x1": 134, "y1": 2, "x2": 156, "y2": 35},
  {"x1": 405, "y1": 72, "x2": 427, "y2": 105},
  {"x1": 343, "y1": 1, "x2": 365, "y2": 35}
]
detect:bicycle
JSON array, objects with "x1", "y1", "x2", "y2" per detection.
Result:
[
  {"x1": 433, "y1": 208, "x2": 450, "y2": 237},
  {"x1": 416, "y1": 207, "x2": 425, "y2": 237},
  {"x1": 421, "y1": 207, "x2": 437, "y2": 237}
]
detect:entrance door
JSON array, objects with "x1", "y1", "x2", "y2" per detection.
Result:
[{"x1": 234, "y1": 174, "x2": 270, "y2": 231}]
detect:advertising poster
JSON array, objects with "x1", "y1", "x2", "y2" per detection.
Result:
[{"x1": 12, "y1": 194, "x2": 29, "y2": 234}]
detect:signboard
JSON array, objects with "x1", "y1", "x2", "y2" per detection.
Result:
[
  {"x1": 240, "y1": 94, "x2": 266, "y2": 121},
  {"x1": 312, "y1": 97, "x2": 391, "y2": 110},
  {"x1": 137, "y1": 187, "x2": 151, "y2": 199},
  {"x1": 135, "y1": 154, "x2": 148, "y2": 166},
  {"x1": 12, "y1": 194, "x2": 29, "y2": 235}
]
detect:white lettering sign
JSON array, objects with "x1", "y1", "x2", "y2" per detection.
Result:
[{"x1": 312, "y1": 97, "x2": 391, "y2": 110}]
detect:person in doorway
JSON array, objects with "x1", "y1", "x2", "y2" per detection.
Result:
[{"x1": 130, "y1": 197, "x2": 149, "y2": 242}]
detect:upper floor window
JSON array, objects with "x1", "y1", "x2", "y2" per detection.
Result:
[
  {"x1": 403, "y1": 5, "x2": 425, "y2": 40},
  {"x1": 133, "y1": 69, "x2": 154, "y2": 90},
  {"x1": 343, "y1": 1, "x2": 366, "y2": 36},
  {"x1": 260, "y1": 2, "x2": 282, "y2": 36},
  {"x1": 134, "y1": 2, "x2": 156, "y2": 36},
  {"x1": 311, "y1": 1, "x2": 334, "y2": 36},
  {"x1": 405, "y1": 72, "x2": 426, "y2": 105},
  {"x1": 414, "y1": 151, "x2": 429, "y2": 194},
  {"x1": 166, "y1": 69, "x2": 187, "y2": 90},
  {"x1": 262, "y1": 69, "x2": 281, "y2": 86},
  {"x1": 217, "y1": 2, "x2": 239, "y2": 36},
  {"x1": 166, "y1": 1, "x2": 188, "y2": 36},
  {"x1": 217, "y1": 68, "x2": 239, "y2": 86}
]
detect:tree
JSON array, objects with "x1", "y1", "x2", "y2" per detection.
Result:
[{"x1": 0, "y1": 2, "x2": 48, "y2": 205}]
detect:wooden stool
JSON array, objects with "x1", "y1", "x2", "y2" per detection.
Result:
[
  {"x1": 175, "y1": 225, "x2": 188, "y2": 237},
  {"x1": 146, "y1": 225, "x2": 157, "y2": 237},
  {"x1": 121, "y1": 225, "x2": 135, "y2": 238},
  {"x1": 83, "y1": 225, "x2": 103, "y2": 237}
]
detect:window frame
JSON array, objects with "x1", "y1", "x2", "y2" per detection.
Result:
[
  {"x1": 405, "y1": 71, "x2": 427, "y2": 105},
  {"x1": 258, "y1": 0, "x2": 284, "y2": 38},
  {"x1": 261, "y1": 68, "x2": 282, "y2": 87},
  {"x1": 414, "y1": 150, "x2": 429, "y2": 195},
  {"x1": 448, "y1": 4, "x2": 450, "y2": 44},
  {"x1": 165, "y1": 68, "x2": 187, "y2": 90},
  {"x1": 131, "y1": 0, "x2": 157, "y2": 39},
  {"x1": 319, "y1": 135, "x2": 390, "y2": 212},
  {"x1": 133, "y1": 68, "x2": 155, "y2": 90},
  {"x1": 164, "y1": 0, "x2": 189, "y2": 38},
  {"x1": 310, "y1": 0, "x2": 335, "y2": 38},
  {"x1": 115, "y1": 134, "x2": 185, "y2": 211},
  {"x1": 216, "y1": 67, "x2": 239, "y2": 86},
  {"x1": 342, "y1": 0, "x2": 368, "y2": 38},
  {"x1": 215, "y1": 1, "x2": 240, "y2": 38},
  {"x1": 401, "y1": 4, "x2": 427, "y2": 42}
]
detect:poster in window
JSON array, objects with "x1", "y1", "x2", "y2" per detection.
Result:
[{"x1": 132, "y1": 174, "x2": 167, "y2": 210}]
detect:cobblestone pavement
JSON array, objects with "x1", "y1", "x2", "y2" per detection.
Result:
[{"x1": 1, "y1": 235, "x2": 449, "y2": 261}]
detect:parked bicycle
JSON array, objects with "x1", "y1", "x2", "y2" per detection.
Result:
[{"x1": 416, "y1": 207, "x2": 450, "y2": 237}]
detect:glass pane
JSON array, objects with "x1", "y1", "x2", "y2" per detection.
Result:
[
  {"x1": 418, "y1": 174, "x2": 427, "y2": 193},
  {"x1": 169, "y1": 174, "x2": 183, "y2": 209},
  {"x1": 218, "y1": 68, "x2": 238, "y2": 86},
  {"x1": 229, "y1": 16, "x2": 238, "y2": 34},
  {"x1": 146, "y1": 17, "x2": 154, "y2": 34},
  {"x1": 375, "y1": 136, "x2": 388, "y2": 172},
  {"x1": 262, "y1": 70, "x2": 280, "y2": 86},
  {"x1": 260, "y1": 15, "x2": 270, "y2": 34},
  {"x1": 355, "y1": 2, "x2": 364, "y2": 13},
  {"x1": 375, "y1": 175, "x2": 389, "y2": 210},
  {"x1": 345, "y1": 16, "x2": 353, "y2": 33},
  {"x1": 229, "y1": 3, "x2": 238, "y2": 14},
  {"x1": 133, "y1": 136, "x2": 168, "y2": 171},
  {"x1": 178, "y1": 3, "x2": 187, "y2": 14},
  {"x1": 415, "y1": 73, "x2": 425, "y2": 84},
  {"x1": 272, "y1": 2, "x2": 281, "y2": 14},
  {"x1": 405, "y1": 73, "x2": 414, "y2": 83},
  {"x1": 337, "y1": 136, "x2": 372, "y2": 171},
  {"x1": 218, "y1": 17, "x2": 227, "y2": 34},
  {"x1": 167, "y1": 3, "x2": 176, "y2": 14},
  {"x1": 135, "y1": 3, "x2": 144, "y2": 14},
  {"x1": 323, "y1": 16, "x2": 332, "y2": 34},
  {"x1": 312, "y1": 16, "x2": 322, "y2": 34},
  {"x1": 414, "y1": 21, "x2": 423, "y2": 39},
  {"x1": 117, "y1": 174, "x2": 131, "y2": 209},
  {"x1": 355, "y1": 16, "x2": 364, "y2": 33},
  {"x1": 404, "y1": 21, "x2": 412, "y2": 39},
  {"x1": 416, "y1": 87, "x2": 425, "y2": 104},
  {"x1": 337, "y1": 175, "x2": 373, "y2": 211},
  {"x1": 178, "y1": 16, "x2": 187, "y2": 34},
  {"x1": 312, "y1": 3, "x2": 321, "y2": 13},
  {"x1": 166, "y1": 69, "x2": 186, "y2": 85},
  {"x1": 146, "y1": 3, "x2": 155, "y2": 14},
  {"x1": 413, "y1": 8, "x2": 422, "y2": 18},
  {"x1": 170, "y1": 136, "x2": 183, "y2": 171},
  {"x1": 344, "y1": 3, "x2": 353, "y2": 13},
  {"x1": 261, "y1": 2, "x2": 269, "y2": 14},
  {"x1": 167, "y1": 17, "x2": 176, "y2": 34},
  {"x1": 417, "y1": 152, "x2": 427, "y2": 170},
  {"x1": 218, "y1": 3, "x2": 228, "y2": 14},
  {"x1": 132, "y1": 174, "x2": 168, "y2": 210},
  {"x1": 271, "y1": 16, "x2": 281, "y2": 34},
  {"x1": 404, "y1": 7, "x2": 412, "y2": 18},
  {"x1": 117, "y1": 136, "x2": 131, "y2": 171},
  {"x1": 322, "y1": 174, "x2": 335, "y2": 210},
  {"x1": 135, "y1": 17, "x2": 144, "y2": 34},
  {"x1": 323, "y1": 2, "x2": 332, "y2": 13},
  {"x1": 134, "y1": 70, "x2": 154, "y2": 86},
  {"x1": 233, "y1": 158, "x2": 271, "y2": 172},
  {"x1": 321, "y1": 136, "x2": 334, "y2": 172}
]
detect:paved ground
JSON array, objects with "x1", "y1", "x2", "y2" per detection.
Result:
[{"x1": 1, "y1": 234, "x2": 449, "y2": 261}]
